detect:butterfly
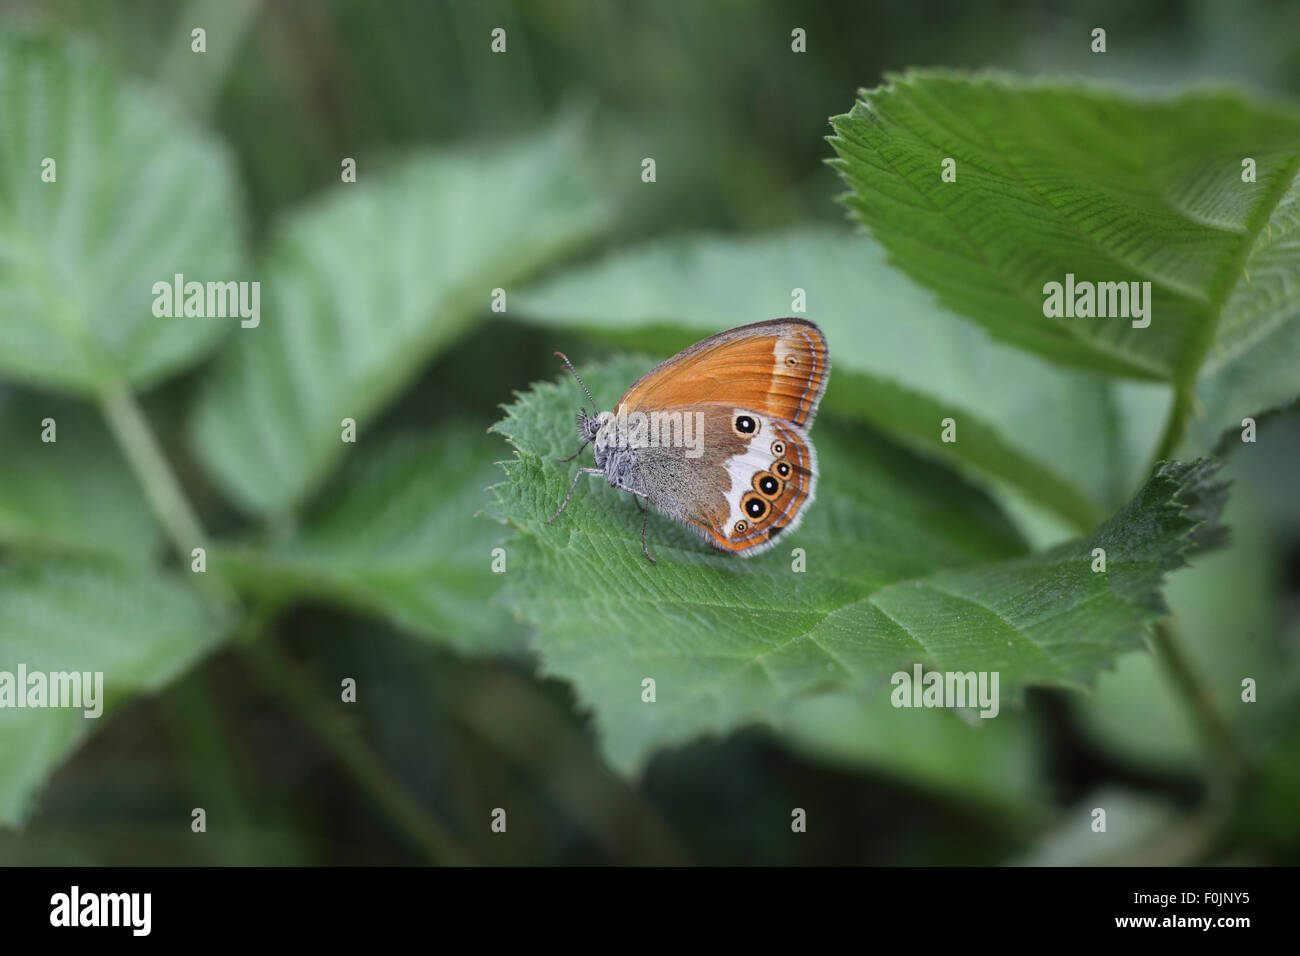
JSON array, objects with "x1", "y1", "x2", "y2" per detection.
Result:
[{"x1": 548, "y1": 318, "x2": 830, "y2": 563}]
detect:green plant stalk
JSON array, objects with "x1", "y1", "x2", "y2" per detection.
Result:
[
  {"x1": 98, "y1": 384, "x2": 239, "y2": 617},
  {"x1": 440, "y1": 668, "x2": 693, "y2": 864},
  {"x1": 157, "y1": 673, "x2": 264, "y2": 865},
  {"x1": 1153, "y1": 386, "x2": 1194, "y2": 463},
  {"x1": 157, "y1": 0, "x2": 264, "y2": 115},
  {"x1": 98, "y1": 385, "x2": 208, "y2": 560},
  {"x1": 238, "y1": 637, "x2": 477, "y2": 866},
  {"x1": 1151, "y1": 620, "x2": 1248, "y2": 782},
  {"x1": 1145, "y1": 154, "x2": 1300, "y2": 785},
  {"x1": 97, "y1": 383, "x2": 472, "y2": 865}
]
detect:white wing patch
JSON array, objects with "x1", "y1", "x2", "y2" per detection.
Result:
[
  {"x1": 773, "y1": 337, "x2": 797, "y2": 370},
  {"x1": 719, "y1": 410, "x2": 815, "y2": 536},
  {"x1": 721, "y1": 419, "x2": 769, "y2": 529}
]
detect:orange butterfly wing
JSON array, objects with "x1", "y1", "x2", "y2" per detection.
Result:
[
  {"x1": 616, "y1": 319, "x2": 829, "y2": 428},
  {"x1": 688, "y1": 418, "x2": 818, "y2": 555},
  {"x1": 613, "y1": 319, "x2": 828, "y2": 556}
]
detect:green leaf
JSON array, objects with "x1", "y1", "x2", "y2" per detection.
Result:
[
  {"x1": 0, "y1": 31, "x2": 245, "y2": 394},
  {"x1": 214, "y1": 427, "x2": 524, "y2": 654},
  {"x1": 515, "y1": 226, "x2": 1167, "y2": 527},
  {"x1": 0, "y1": 388, "x2": 159, "y2": 562},
  {"x1": 1183, "y1": 313, "x2": 1300, "y2": 455},
  {"x1": 0, "y1": 558, "x2": 226, "y2": 826},
  {"x1": 490, "y1": 358, "x2": 1227, "y2": 772},
  {"x1": 829, "y1": 71, "x2": 1300, "y2": 393},
  {"x1": 189, "y1": 117, "x2": 610, "y2": 517}
]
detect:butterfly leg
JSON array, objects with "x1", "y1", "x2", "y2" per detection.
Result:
[
  {"x1": 636, "y1": 494, "x2": 657, "y2": 564},
  {"x1": 555, "y1": 439, "x2": 591, "y2": 463},
  {"x1": 547, "y1": 467, "x2": 603, "y2": 524}
]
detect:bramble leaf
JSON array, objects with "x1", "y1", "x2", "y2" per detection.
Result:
[
  {"x1": 215, "y1": 428, "x2": 524, "y2": 653},
  {"x1": 0, "y1": 31, "x2": 245, "y2": 394},
  {"x1": 190, "y1": 118, "x2": 610, "y2": 517},
  {"x1": 830, "y1": 72, "x2": 1300, "y2": 454},
  {"x1": 0, "y1": 388, "x2": 159, "y2": 562},
  {"x1": 489, "y1": 358, "x2": 1226, "y2": 771},
  {"x1": 0, "y1": 559, "x2": 226, "y2": 826}
]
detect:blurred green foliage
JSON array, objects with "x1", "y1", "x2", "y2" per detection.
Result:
[{"x1": 0, "y1": 0, "x2": 1298, "y2": 865}]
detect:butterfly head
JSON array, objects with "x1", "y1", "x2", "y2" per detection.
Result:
[{"x1": 575, "y1": 408, "x2": 602, "y2": 442}]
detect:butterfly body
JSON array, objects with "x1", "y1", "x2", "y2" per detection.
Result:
[{"x1": 550, "y1": 319, "x2": 829, "y2": 561}]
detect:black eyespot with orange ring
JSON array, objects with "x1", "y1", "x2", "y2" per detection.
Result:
[{"x1": 753, "y1": 472, "x2": 781, "y2": 498}]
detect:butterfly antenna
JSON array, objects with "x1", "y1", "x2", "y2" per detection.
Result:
[{"x1": 554, "y1": 351, "x2": 599, "y2": 416}]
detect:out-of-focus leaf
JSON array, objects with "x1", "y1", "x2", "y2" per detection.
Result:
[
  {"x1": 190, "y1": 118, "x2": 610, "y2": 517},
  {"x1": 1233, "y1": 710, "x2": 1300, "y2": 856},
  {"x1": 1078, "y1": 424, "x2": 1297, "y2": 771},
  {"x1": 829, "y1": 72, "x2": 1300, "y2": 406},
  {"x1": 0, "y1": 31, "x2": 244, "y2": 394},
  {"x1": 0, "y1": 559, "x2": 225, "y2": 826},
  {"x1": 215, "y1": 428, "x2": 523, "y2": 654},
  {"x1": 514, "y1": 227, "x2": 1168, "y2": 529},
  {"x1": 1183, "y1": 316, "x2": 1300, "y2": 455},
  {"x1": 782, "y1": 691, "x2": 1046, "y2": 811},
  {"x1": 0, "y1": 389, "x2": 159, "y2": 562},
  {"x1": 489, "y1": 358, "x2": 1227, "y2": 772},
  {"x1": 1015, "y1": 788, "x2": 1205, "y2": 865}
]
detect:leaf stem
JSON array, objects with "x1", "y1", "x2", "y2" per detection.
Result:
[
  {"x1": 1151, "y1": 619, "x2": 1248, "y2": 781},
  {"x1": 237, "y1": 637, "x2": 477, "y2": 866},
  {"x1": 98, "y1": 384, "x2": 470, "y2": 864},
  {"x1": 98, "y1": 384, "x2": 209, "y2": 564},
  {"x1": 157, "y1": 0, "x2": 264, "y2": 116},
  {"x1": 98, "y1": 384, "x2": 240, "y2": 616},
  {"x1": 440, "y1": 668, "x2": 693, "y2": 864},
  {"x1": 1153, "y1": 385, "x2": 1193, "y2": 463}
]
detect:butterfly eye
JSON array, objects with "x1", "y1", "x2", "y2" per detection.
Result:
[
  {"x1": 774, "y1": 460, "x2": 791, "y2": 479},
  {"x1": 734, "y1": 520, "x2": 748, "y2": 534},
  {"x1": 771, "y1": 441, "x2": 785, "y2": 456},
  {"x1": 785, "y1": 355, "x2": 799, "y2": 367},
  {"x1": 742, "y1": 494, "x2": 768, "y2": 519},
  {"x1": 753, "y1": 472, "x2": 781, "y2": 498},
  {"x1": 733, "y1": 415, "x2": 757, "y2": 435}
]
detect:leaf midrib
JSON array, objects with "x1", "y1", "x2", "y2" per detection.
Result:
[
  {"x1": 839, "y1": 85, "x2": 1300, "y2": 383},
  {"x1": 836, "y1": 118, "x2": 1170, "y2": 379},
  {"x1": 1189, "y1": 147, "x2": 1300, "y2": 377}
]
